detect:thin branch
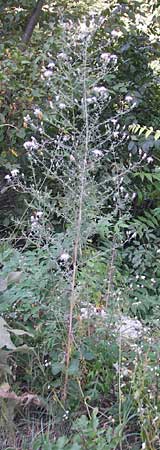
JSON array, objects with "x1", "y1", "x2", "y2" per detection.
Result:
[
  {"x1": 105, "y1": 236, "x2": 116, "y2": 308},
  {"x1": 22, "y1": 0, "x2": 44, "y2": 44}
]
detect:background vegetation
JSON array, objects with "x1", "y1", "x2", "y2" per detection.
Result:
[{"x1": 0, "y1": 0, "x2": 160, "y2": 448}]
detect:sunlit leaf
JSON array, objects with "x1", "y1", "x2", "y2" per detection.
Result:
[{"x1": 0, "y1": 317, "x2": 15, "y2": 350}]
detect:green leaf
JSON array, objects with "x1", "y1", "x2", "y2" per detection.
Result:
[
  {"x1": 8, "y1": 327, "x2": 33, "y2": 337},
  {"x1": 0, "y1": 317, "x2": 15, "y2": 350},
  {"x1": 68, "y1": 358, "x2": 80, "y2": 375},
  {"x1": 145, "y1": 127, "x2": 153, "y2": 138},
  {"x1": 91, "y1": 408, "x2": 99, "y2": 431},
  {"x1": 144, "y1": 173, "x2": 153, "y2": 182},
  {"x1": 113, "y1": 83, "x2": 127, "y2": 93},
  {"x1": 56, "y1": 436, "x2": 69, "y2": 449},
  {"x1": 51, "y1": 361, "x2": 64, "y2": 376},
  {"x1": 155, "y1": 130, "x2": 160, "y2": 140},
  {"x1": 128, "y1": 141, "x2": 137, "y2": 153},
  {"x1": 53, "y1": 378, "x2": 61, "y2": 388},
  {"x1": 16, "y1": 128, "x2": 26, "y2": 139},
  {"x1": 138, "y1": 126, "x2": 147, "y2": 135},
  {"x1": 70, "y1": 444, "x2": 81, "y2": 450},
  {"x1": 73, "y1": 415, "x2": 89, "y2": 431},
  {"x1": 7, "y1": 271, "x2": 23, "y2": 284},
  {"x1": 131, "y1": 124, "x2": 140, "y2": 133},
  {"x1": 153, "y1": 173, "x2": 160, "y2": 181},
  {"x1": 82, "y1": 350, "x2": 95, "y2": 361}
]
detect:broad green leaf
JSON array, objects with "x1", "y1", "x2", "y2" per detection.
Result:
[
  {"x1": 68, "y1": 358, "x2": 80, "y2": 375},
  {"x1": 72, "y1": 415, "x2": 89, "y2": 431},
  {"x1": 51, "y1": 361, "x2": 64, "y2": 376},
  {"x1": 0, "y1": 317, "x2": 15, "y2": 350},
  {"x1": 7, "y1": 271, "x2": 23, "y2": 284},
  {"x1": 143, "y1": 173, "x2": 153, "y2": 182},
  {"x1": 16, "y1": 128, "x2": 26, "y2": 139},
  {"x1": 56, "y1": 436, "x2": 69, "y2": 448},
  {"x1": 70, "y1": 444, "x2": 81, "y2": 450},
  {"x1": 153, "y1": 173, "x2": 160, "y2": 181},
  {"x1": 82, "y1": 350, "x2": 95, "y2": 361}
]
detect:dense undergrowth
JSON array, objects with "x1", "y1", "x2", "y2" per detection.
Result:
[{"x1": 0, "y1": 1, "x2": 160, "y2": 449}]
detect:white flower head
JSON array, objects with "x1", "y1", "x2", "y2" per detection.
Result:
[
  {"x1": 36, "y1": 211, "x2": 43, "y2": 219},
  {"x1": 110, "y1": 54, "x2": 118, "y2": 64},
  {"x1": 70, "y1": 154, "x2": 75, "y2": 162},
  {"x1": 31, "y1": 215, "x2": 36, "y2": 223},
  {"x1": 34, "y1": 108, "x2": 42, "y2": 118},
  {"x1": 63, "y1": 135, "x2": 70, "y2": 142},
  {"x1": 101, "y1": 53, "x2": 117, "y2": 64},
  {"x1": 24, "y1": 141, "x2": 32, "y2": 151},
  {"x1": 24, "y1": 136, "x2": 39, "y2": 151},
  {"x1": 48, "y1": 62, "x2": 55, "y2": 68},
  {"x1": 11, "y1": 169, "x2": 19, "y2": 177},
  {"x1": 86, "y1": 96, "x2": 97, "y2": 104},
  {"x1": 24, "y1": 114, "x2": 31, "y2": 123},
  {"x1": 57, "y1": 52, "x2": 68, "y2": 60},
  {"x1": 43, "y1": 69, "x2": 53, "y2": 78},
  {"x1": 151, "y1": 278, "x2": 156, "y2": 284},
  {"x1": 60, "y1": 252, "x2": 70, "y2": 262},
  {"x1": 79, "y1": 21, "x2": 88, "y2": 35},
  {"x1": 125, "y1": 95, "x2": 134, "y2": 103},
  {"x1": 101, "y1": 52, "x2": 111, "y2": 62},
  {"x1": 49, "y1": 101, "x2": 54, "y2": 110},
  {"x1": 31, "y1": 211, "x2": 43, "y2": 224},
  {"x1": 111, "y1": 29, "x2": 122, "y2": 38},
  {"x1": 59, "y1": 102, "x2": 66, "y2": 110},
  {"x1": 93, "y1": 86, "x2": 108, "y2": 96},
  {"x1": 4, "y1": 174, "x2": 11, "y2": 182},
  {"x1": 92, "y1": 149, "x2": 103, "y2": 158},
  {"x1": 111, "y1": 118, "x2": 118, "y2": 126},
  {"x1": 31, "y1": 221, "x2": 38, "y2": 230},
  {"x1": 147, "y1": 157, "x2": 153, "y2": 163},
  {"x1": 132, "y1": 192, "x2": 137, "y2": 200}
]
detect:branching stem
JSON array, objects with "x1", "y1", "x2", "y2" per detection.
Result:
[{"x1": 63, "y1": 43, "x2": 89, "y2": 402}]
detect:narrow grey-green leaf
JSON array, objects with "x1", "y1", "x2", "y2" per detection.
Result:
[
  {"x1": 7, "y1": 271, "x2": 23, "y2": 284},
  {"x1": 0, "y1": 278, "x2": 8, "y2": 293},
  {"x1": 8, "y1": 328, "x2": 33, "y2": 337}
]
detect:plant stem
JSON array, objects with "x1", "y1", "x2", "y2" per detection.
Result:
[{"x1": 63, "y1": 43, "x2": 89, "y2": 402}]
